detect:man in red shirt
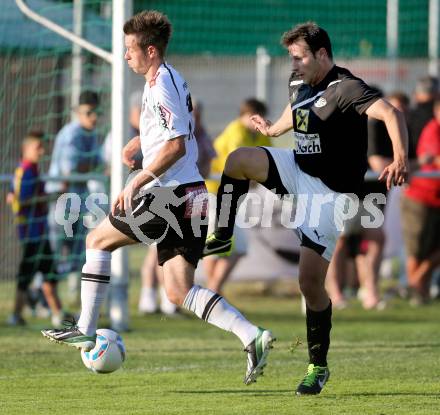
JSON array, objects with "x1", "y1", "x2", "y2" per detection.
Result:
[{"x1": 401, "y1": 98, "x2": 440, "y2": 304}]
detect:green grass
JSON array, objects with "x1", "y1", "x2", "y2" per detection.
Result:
[{"x1": 0, "y1": 280, "x2": 439, "y2": 414}]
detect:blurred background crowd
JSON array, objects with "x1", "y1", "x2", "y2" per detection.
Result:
[{"x1": 0, "y1": 0, "x2": 439, "y2": 327}]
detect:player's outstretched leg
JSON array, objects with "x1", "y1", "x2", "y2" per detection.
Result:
[
  {"x1": 203, "y1": 173, "x2": 249, "y2": 257},
  {"x1": 180, "y1": 282, "x2": 276, "y2": 385},
  {"x1": 203, "y1": 147, "x2": 272, "y2": 258},
  {"x1": 184, "y1": 286, "x2": 276, "y2": 385}
]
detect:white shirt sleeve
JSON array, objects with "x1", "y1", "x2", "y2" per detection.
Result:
[{"x1": 153, "y1": 78, "x2": 189, "y2": 140}]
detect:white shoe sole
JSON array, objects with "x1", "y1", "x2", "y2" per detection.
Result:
[{"x1": 41, "y1": 330, "x2": 95, "y2": 351}]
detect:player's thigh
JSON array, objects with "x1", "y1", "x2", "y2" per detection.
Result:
[{"x1": 86, "y1": 216, "x2": 138, "y2": 251}]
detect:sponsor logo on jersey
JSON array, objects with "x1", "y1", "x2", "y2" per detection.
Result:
[
  {"x1": 155, "y1": 104, "x2": 171, "y2": 130},
  {"x1": 294, "y1": 132, "x2": 322, "y2": 154},
  {"x1": 296, "y1": 108, "x2": 309, "y2": 132},
  {"x1": 314, "y1": 97, "x2": 327, "y2": 108}
]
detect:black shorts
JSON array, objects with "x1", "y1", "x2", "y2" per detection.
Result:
[
  {"x1": 109, "y1": 182, "x2": 208, "y2": 267},
  {"x1": 401, "y1": 196, "x2": 440, "y2": 260},
  {"x1": 17, "y1": 238, "x2": 57, "y2": 290}
]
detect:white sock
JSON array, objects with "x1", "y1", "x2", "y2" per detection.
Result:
[
  {"x1": 138, "y1": 286, "x2": 157, "y2": 313},
  {"x1": 159, "y1": 286, "x2": 177, "y2": 315},
  {"x1": 183, "y1": 285, "x2": 257, "y2": 347},
  {"x1": 77, "y1": 249, "x2": 111, "y2": 336}
]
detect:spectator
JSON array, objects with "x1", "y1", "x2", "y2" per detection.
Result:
[
  {"x1": 193, "y1": 99, "x2": 216, "y2": 179},
  {"x1": 102, "y1": 90, "x2": 143, "y2": 173},
  {"x1": 408, "y1": 76, "x2": 438, "y2": 151},
  {"x1": 7, "y1": 131, "x2": 67, "y2": 327},
  {"x1": 359, "y1": 91, "x2": 411, "y2": 308},
  {"x1": 203, "y1": 98, "x2": 271, "y2": 294},
  {"x1": 46, "y1": 91, "x2": 102, "y2": 305},
  {"x1": 401, "y1": 97, "x2": 440, "y2": 305}
]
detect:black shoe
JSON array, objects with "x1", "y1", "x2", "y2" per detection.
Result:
[
  {"x1": 296, "y1": 364, "x2": 330, "y2": 395},
  {"x1": 202, "y1": 234, "x2": 233, "y2": 257}
]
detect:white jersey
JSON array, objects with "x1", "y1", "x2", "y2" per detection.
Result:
[{"x1": 139, "y1": 62, "x2": 202, "y2": 189}]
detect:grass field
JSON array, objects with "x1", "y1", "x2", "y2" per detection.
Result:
[{"x1": 0, "y1": 259, "x2": 439, "y2": 414}]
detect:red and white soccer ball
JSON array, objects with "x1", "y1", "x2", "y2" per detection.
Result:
[{"x1": 81, "y1": 329, "x2": 126, "y2": 374}]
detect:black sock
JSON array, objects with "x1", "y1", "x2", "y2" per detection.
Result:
[
  {"x1": 306, "y1": 301, "x2": 332, "y2": 367},
  {"x1": 214, "y1": 174, "x2": 250, "y2": 240}
]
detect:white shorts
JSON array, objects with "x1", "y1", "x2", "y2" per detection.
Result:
[{"x1": 262, "y1": 147, "x2": 355, "y2": 261}]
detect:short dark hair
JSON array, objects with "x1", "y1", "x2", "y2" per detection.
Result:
[
  {"x1": 123, "y1": 10, "x2": 172, "y2": 57},
  {"x1": 79, "y1": 90, "x2": 99, "y2": 107},
  {"x1": 415, "y1": 76, "x2": 438, "y2": 95},
  {"x1": 22, "y1": 130, "x2": 44, "y2": 148},
  {"x1": 240, "y1": 98, "x2": 267, "y2": 117},
  {"x1": 387, "y1": 91, "x2": 410, "y2": 107},
  {"x1": 433, "y1": 96, "x2": 440, "y2": 108},
  {"x1": 281, "y1": 22, "x2": 333, "y2": 60},
  {"x1": 26, "y1": 130, "x2": 45, "y2": 140}
]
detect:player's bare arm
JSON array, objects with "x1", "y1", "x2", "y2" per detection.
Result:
[
  {"x1": 365, "y1": 98, "x2": 409, "y2": 189},
  {"x1": 250, "y1": 103, "x2": 292, "y2": 137},
  {"x1": 122, "y1": 135, "x2": 141, "y2": 169},
  {"x1": 112, "y1": 135, "x2": 186, "y2": 214}
]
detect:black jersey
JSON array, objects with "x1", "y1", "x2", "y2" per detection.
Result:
[{"x1": 289, "y1": 65, "x2": 380, "y2": 196}]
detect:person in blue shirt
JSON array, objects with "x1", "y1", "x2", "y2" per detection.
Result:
[
  {"x1": 7, "y1": 132, "x2": 65, "y2": 326},
  {"x1": 45, "y1": 91, "x2": 102, "y2": 304}
]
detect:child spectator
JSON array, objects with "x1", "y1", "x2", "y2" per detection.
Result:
[{"x1": 7, "y1": 131, "x2": 67, "y2": 327}]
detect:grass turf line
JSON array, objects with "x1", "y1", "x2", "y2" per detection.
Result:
[{"x1": 0, "y1": 287, "x2": 439, "y2": 415}]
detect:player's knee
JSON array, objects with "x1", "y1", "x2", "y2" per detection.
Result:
[
  {"x1": 225, "y1": 148, "x2": 254, "y2": 175},
  {"x1": 299, "y1": 274, "x2": 324, "y2": 301},
  {"x1": 86, "y1": 228, "x2": 106, "y2": 250},
  {"x1": 163, "y1": 286, "x2": 185, "y2": 306}
]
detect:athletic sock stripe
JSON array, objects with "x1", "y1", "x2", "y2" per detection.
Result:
[
  {"x1": 81, "y1": 278, "x2": 110, "y2": 284},
  {"x1": 204, "y1": 296, "x2": 222, "y2": 321},
  {"x1": 81, "y1": 273, "x2": 110, "y2": 283},
  {"x1": 183, "y1": 287, "x2": 197, "y2": 310},
  {"x1": 202, "y1": 293, "x2": 222, "y2": 321}
]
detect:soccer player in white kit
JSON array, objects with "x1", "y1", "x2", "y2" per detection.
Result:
[{"x1": 42, "y1": 10, "x2": 274, "y2": 385}]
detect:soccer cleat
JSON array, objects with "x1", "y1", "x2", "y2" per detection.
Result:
[
  {"x1": 202, "y1": 234, "x2": 233, "y2": 257},
  {"x1": 296, "y1": 364, "x2": 330, "y2": 395},
  {"x1": 243, "y1": 327, "x2": 275, "y2": 385},
  {"x1": 41, "y1": 317, "x2": 96, "y2": 351}
]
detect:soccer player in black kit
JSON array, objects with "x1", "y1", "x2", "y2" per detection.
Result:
[{"x1": 203, "y1": 22, "x2": 408, "y2": 395}]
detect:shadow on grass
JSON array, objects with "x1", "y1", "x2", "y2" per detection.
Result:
[
  {"x1": 174, "y1": 390, "x2": 440, "y2": 398},
  {"x1": 173, "y1": 389, "x2": 293, "y2": 395},
  {"x1": 323, "y1": 392, "x2": 440, "y2": 398},
  {"x1": 331, "y1": 342, "x2": 440, "y2": 350}
]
